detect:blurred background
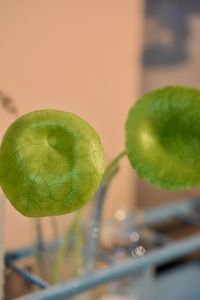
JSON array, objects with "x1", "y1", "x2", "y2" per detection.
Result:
[
  {"x1": 0, "y1": 0, "x2": 143, "y2": 250},
  {"x1": 1, "y1": 1, "x2": 200, "y2": 299},
  {"x1": 139, "y1": 0, "x2": 200, "y2": 208}
]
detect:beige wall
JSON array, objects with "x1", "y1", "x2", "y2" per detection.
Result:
[{"x1": 0, "y1": 0, "x2": 144, "y2": 249}]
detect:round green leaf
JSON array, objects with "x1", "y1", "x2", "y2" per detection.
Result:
[
  {"x1": 125, "y1": 86, "x2": 200, "y2": 190},
  {"x1": 0, "y1": 110, "x2": 105, "y2": 217}
]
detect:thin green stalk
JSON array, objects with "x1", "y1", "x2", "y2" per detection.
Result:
[
  {"x1": 85, "y1": 150, "x2": 127, "y2": 273},
  {"x1": 35, "y1": 218, "x2": 46, "y2": 278},
  {"x1": 52, "y1": 209, "x2": 83, "y2": 283},
  {"x1": 103, "y1": 150, "x2": 126, "y2": 183},
  {"x1": 73, "y1": 218, "x2": 84, "y2": 277},
  {"x1": 49, "y1": 217, "x2": 59, "y2": 246}
]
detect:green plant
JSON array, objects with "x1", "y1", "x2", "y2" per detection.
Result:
[
  {"x1": 1, "y1": 85, "x2": 200, "y2": 218},
  {"x1": 126, "y1": 86, "x2": 200, "y2": 190},
  {"x1": 0, "y1": 110, "x2": 105, "y2": 217}
]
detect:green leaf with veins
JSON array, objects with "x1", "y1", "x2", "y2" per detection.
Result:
[
  {"x1": 125, "y1": 86, "x2": 200, "y2": 190},
  {"x1": 0, "y1": 110, "x2": 105, "y2": 217}
]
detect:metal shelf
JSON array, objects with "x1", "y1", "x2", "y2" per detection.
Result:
[{"x1": 5, "y1": 198, "x2": 200, "y2": 300}]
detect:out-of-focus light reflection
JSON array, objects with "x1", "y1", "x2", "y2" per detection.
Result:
[
  {"x1": 92, "y1": 226, "x2": 100, "y2": 238},
  {"x1": 129, "y1": 231, "x2": 140, "y2": 242},
  {"x1": 131, "y1": 245, "x2": 146, "y2": 257},
  {"x1": 114, "y1": 209, "x2": 127, "y2": 221}
]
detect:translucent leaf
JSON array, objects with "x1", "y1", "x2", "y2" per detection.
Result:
[
  {"x1": 125, "y1": 86, "x2": 200, "y2": 190},
  {"x1": 0, "y1": 110, "x2": 105, "y2": 216}
]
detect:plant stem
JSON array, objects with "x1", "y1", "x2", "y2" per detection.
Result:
[
  {"x1": 73, "y1": 217, "x2": 84, "y2": 277},
  {"x1": 103, "y1": 150, "x2": 126, "y2": 183},
  {"x1": 49, "y1": 217, "x2": 59, "y2": 244},
  {"x1": 84, "y1": 150, "x2": 126, "y2": 274},
  {"x1": 35, "y1": 218, "x2": 47, "y2": 278},
  {"x1": 84, "y1": 183, "x2": 108, "y2": 274},
  {"x1": 52, "y1": 210, "x2": 83, "y2": 283}
]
